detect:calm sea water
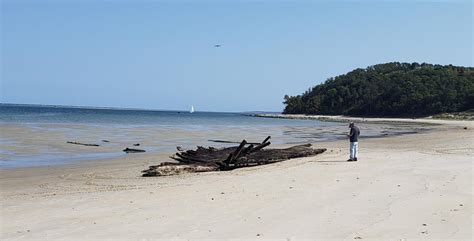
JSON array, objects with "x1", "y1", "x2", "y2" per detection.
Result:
[
  {"x1": 0, "y1": 104, "x2": 324, "y2": 126},
  {"x1": 0, "y1": 104, "x2": 430, "y2": 168}
]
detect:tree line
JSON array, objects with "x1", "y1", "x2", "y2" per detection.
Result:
[{"x1": 283, "y1": 62, "x2": 474, "y2": 117}]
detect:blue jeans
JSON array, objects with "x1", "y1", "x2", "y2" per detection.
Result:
[{"x1": 350, "y1": 142, "x2": 358, "y2": 160}]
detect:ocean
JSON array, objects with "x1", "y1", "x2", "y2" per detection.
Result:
[{"x1": 0, "y1": 104, "x2": 430, "y2": 168}]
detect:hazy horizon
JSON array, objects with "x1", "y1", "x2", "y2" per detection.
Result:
[
  {"x1": 0, "y1": 102, "x2": 280, "y2": 113},
  {"x1": 2, "y1": 0, "x2": 472, "y2": 112}
]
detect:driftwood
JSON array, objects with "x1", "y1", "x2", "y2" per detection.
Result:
[
  {"x1": 123, "y1": 148, "x2": 146, "y2": 153},
  {"x1": 67, "y1": 141, "x2": 100, "y2": 147},
  {"x1": 142, "y1": 136, "x2": 326, "y2": 176}
]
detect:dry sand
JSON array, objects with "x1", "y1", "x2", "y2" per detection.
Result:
[{"x1": 1, "y1": 118, "x2": 472, "y2": 240}]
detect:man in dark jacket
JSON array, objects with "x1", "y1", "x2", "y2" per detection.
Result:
[{"x1": 347, "y1": 122, "x2": 360, "y2": 161}]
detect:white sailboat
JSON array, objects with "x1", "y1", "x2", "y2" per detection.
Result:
[{"x1": 190, "y1": 105, "x2": 195, "y2": 113}]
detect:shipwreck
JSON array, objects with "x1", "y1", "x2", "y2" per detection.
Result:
[{"x1": 142, "y1": 136, "x2": 326, "y2": 176}]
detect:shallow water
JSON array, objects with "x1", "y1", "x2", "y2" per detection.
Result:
[{"x1": 0, "y1": 104, "x2": 433, "y2": 168}]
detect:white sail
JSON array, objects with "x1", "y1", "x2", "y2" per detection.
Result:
[{"x1": 190, "y1": 105, "x2": 195, "y2": 113}]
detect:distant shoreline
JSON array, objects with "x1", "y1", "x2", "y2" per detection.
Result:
[{"x1": 251, "y1": 113, "x2": 473, "y2": 126}]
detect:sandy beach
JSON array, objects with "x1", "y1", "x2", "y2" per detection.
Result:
[{"x1": 1, "y1": 118, "x2": 472, "y2": 240}]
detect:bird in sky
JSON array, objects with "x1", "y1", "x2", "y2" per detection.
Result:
[{"x1": 214, "y1": 44, "x2": 221, "y2": 47}]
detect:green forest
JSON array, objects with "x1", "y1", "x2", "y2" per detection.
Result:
[{"x1": 283, "y1": 62, "x2": 474, "y2": 117}]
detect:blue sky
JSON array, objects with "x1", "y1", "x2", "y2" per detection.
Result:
[{"x1": 1, "y1": 0, "x2": 472, "y2": 112}]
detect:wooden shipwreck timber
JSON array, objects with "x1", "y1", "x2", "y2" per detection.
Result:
[{"x1": 142, "y1": 136, "x2": 326, "y2": 176}]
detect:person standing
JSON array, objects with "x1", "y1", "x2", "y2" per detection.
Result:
[{"x1": 347, "y1": 122, "x2": 360, "y2": 161}]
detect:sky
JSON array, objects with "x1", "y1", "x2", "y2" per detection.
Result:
[{"x1": 1, "y1": 0, "x2": 472, "y2": 112}]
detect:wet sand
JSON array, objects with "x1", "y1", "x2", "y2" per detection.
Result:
[{"x1": 0, "y1": 118, "x2": 472, "y2": 240}]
